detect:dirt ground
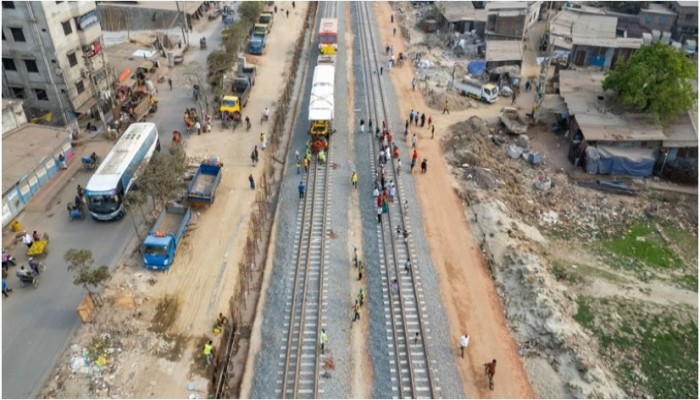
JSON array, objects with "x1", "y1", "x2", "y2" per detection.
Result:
[
  {"x1": 374, "y1": 2, "x2": 536, "y2": 398},
  {"x1": 38, "y1": 3, "x2": 309, "y2": 398}
]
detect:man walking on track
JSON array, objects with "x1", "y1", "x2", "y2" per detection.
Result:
[
  {"x1": 298, "y1": 181, "x2": 305, "y2": 199},
  {"x1": 203, "y1": 340, "x2": 213, "y2": 366},
  {"x1": 360, "y1": 119, "x2": 365, "y2": 134},
  {"x1": 249, "y1": 174, "x2": 255, "y2": 190},
  {"x1": 459, "y1": 333, "x2": 470, "y2": 358},
  {"x1": 352, "y1": 301, "x2": 361, "y2": 322},
  {"x1": 351, "y1": 171, "x2": 358, "y2": 189},
  {"x1": 320, "y1": 328, "x2": 329, "y2": 354}
]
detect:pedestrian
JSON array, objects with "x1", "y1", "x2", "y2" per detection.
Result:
[
  {"x1": 391, "y1": 14, "x2": 394, "y2": 23},
  {"x1": 377, "y1": 205, "x2": 383, "y2": 223},
  {"x1": 58, "y1": 153, "x2": 67, "y2": 170},
  {"x1": 168, "y1": 78, "x2": 173, "y2": 90},
  {"x1": 409, "y1": 109, "x2": 414, "y2": 122},
  {"x1": 412, "y1": 133, "x2": 417, "y2": 149},
  {"x1": 248, "y1": 174, "x2": 255, "y2": 190},
  {"x1": 390, "y1": 44, "x2": 394, "y2": 55},
  {"x1": 358, "y1": 287, "x2": 365, "y2": 305},
  {"x1": 511, "y1": 91, "x2": 517, "y2": 105},
  {"x1": 412, "y1": 78, "x2": 416, "y2": 91},
  {"x1": 320, "y1": 328, "x2": 328, "y2": 353},
  {"x1": 303, "y1": 157, "x2": 310, "y2": 173},
  {"x1": 178, "y1": 39, "x2": 182, "y2": 49},
  {"x1": 420, "y1": 113, "x2": 426, "y2": 127},
  {"x1": 414, "y1": 112, "x2": 419, "y2": 126},
  {"x1": 368, "y1": 118, "x2": 373, "y2": 132},
  {"x1": 2, "y1": 279, "x2": 11, "y2": 298},
  {"x1": 391, "y1": 278, "x2": 399, "y2": 293},
  {"x1": 274, "y1": 5, "x2": 278, "y2": 13},
  {"x1": 431, "y1": 124, "x2": 435, "y2": 139},
  {"x1": 380, "y1": 66, "x2": 383, "y2": 75},
  {"x1": 393, "y1": 27, "x2": 397, "y2": 37},
  {"x1": 460, "y1": 333, "x2": 470, "y2": 358},
  {"x1": 203, "y1": 340, "x2": 213, "y2": 366},
  {"x1": 351, "y1": 171, "x2": 358, "y2": 189},
  {"x1": 292, "y1": 1, "x2": 295, "y2": 8},
  {"x1": 404, "y1": 258, "x2": 412, "y2": 272},
  {"x1": 286, "y1": 9, "x2": 289, "y2": 18},
  {"x1": 428, "y1": 115, "x2": 432, "y2": 127},
  {"x1": 22, "y1": 232, "x2": 33, "y2": 249},
  {"x1": 443, "y1": 100, "x2": 449, "y2": 114},
  {"x1": 352, "y1": 301, "x2": 361, "y2": 322},
  {"x1": 421, "y1": 158, "x2": 427, "y2": 174},
  {"x1": 296, "y1": 159, "x2": 301, "y2": 174},
  {"x1": 525, "y1": 79, "x2": 531, "y2": 91},
  {"x1": 251, "y1": 147, "x2": 257, "y2": 166},
  {"x1": 354, "y1": 247, "x2": 359, "y2": 267},
  {"x1": 410, "y1": 158, "x2": 416, "y2": 173},
  {"x1": 396, "y1": 159, "x2": 402, "y2": 175},
  {"x1": 387, "y1": 59, "x2": 392, "y2": 71},
  {"x1": 298, "y1": 181, "x2": 305, "y2": 199},
  {"x1": 295, "y1": 149, "x2": 300, "y2": 162},
  {"x1": 358, "y1": 262, "x2": 364, "y2": 280},
  {"x1": 485, "y1": 359, "x2": 497, "y2": 390},
  {"x1": 360, "y1": 118, "x2": 365, "y2": 134}
]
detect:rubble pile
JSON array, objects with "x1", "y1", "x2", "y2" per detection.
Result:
[{"x1": 443, "y1": 116, "x2": 696, "y2": 240}]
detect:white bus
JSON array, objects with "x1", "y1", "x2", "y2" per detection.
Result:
[{"x1": 85, "y1": 123, "x2": 160, "y2": 221}]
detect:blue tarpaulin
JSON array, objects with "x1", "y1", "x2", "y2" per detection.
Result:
[
  {"x1": 467, "y1": 60, "x2": 486, "y2": 77},
  {"x1": 594, "y1": 146, "x2": 656, "y2": 177}
]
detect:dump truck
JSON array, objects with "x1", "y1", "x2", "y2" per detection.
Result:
[
  {"x1": 258, "y1": 11, "x2": 274, "y2": 31},
  {"x1": 499, "y1": 107, "x2": 528, "y2": 135},
  {"x1": 187, "y1": 161, "x2": 222, "y2": 206},
  {"x1": 237, "y1": 57, "x2": 257, "y2": 86},
  {"x1": 253, "y1": 23, "x2": 270, "y2": 37},
  {"x1": 143, "y1": 202, "x2": 191, "y2": 270},
  {"x1": 454, "y1": 78, "x2": 499, "y2": 103},
  {"x1": 248, "y1": 32, "x2": 266, "y2": 55},
  {"x1": 231, "y1": 77, "x2": 252, "y2": 107}
]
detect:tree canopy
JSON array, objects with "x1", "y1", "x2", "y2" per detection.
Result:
[
  {"x1": 139, "y1": 151, "x2": 186, "y2": 208},
  {"x1": 602, "y1": 42, "x2": 697, "y2": 126},
  {"x1": 64, "y1": 249, "x2": 111, "y2": 293}
]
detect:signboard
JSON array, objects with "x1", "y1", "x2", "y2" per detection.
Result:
[
  {"x1": 83, "y1": 40, "x2": 102, "y2": 59},
  {"x1": 77, "y1": 11, "x2": 99, "y2": 30}
]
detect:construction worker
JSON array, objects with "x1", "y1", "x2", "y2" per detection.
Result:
[
  {"x1": 352, "y1": 301, "x2": 361, "y2": 322},
  {"x1": 358, "y1": 288, "x2": 365, "y2": 306},
  {"x1": 358, "y1": 262, "x2": 365, "y2": 281},
  {"x1": 351, "y1": 171, "x2": 358, "y2": 189},
  {"x1": 203, "y1": 340, "x2": 213, "y2": 366},
  {"x1": 320, "y1": 328, "x2": 329, "y2": 354}
]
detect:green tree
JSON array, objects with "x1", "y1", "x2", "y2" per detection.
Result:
[
  {"x1": 123, "y1": 190, "x2": 148, "y2": 239},
  {"x1": 64, "y1": 249, "x2": 111, "y2": 294},
  {"x1": 238, "y1": 1, "x2": 263, "y2": 28},
  {"x1": 602, "y1": 42, "x2": 697, "y2": 125},
  {"x1": 138, "y1": 152, "x2": 186, "y2": 209}
]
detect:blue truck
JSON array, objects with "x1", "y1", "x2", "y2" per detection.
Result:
[
  {"x1": 143, "y1": 202, "x2": 191, "y2": 270},
  {"x1": 187, "y1": 160, "x2": 222, "y2": 206},
  {"x1": 248, "y1": 33, "x2": 266, "y2": 55}
]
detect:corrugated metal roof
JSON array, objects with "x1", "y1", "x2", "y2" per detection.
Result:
[
  {"x1": 559, "y1": 70, "x2": 667, "y2": 142},
  {"x1": 485, "y1": 40, "x2": 523, "y2": 62},
  {"x1": 486, "y1": 2, "x2": 527, "y2": 11}
]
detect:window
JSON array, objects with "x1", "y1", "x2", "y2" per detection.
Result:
[
  {"x1": 659, "y1": 16, "x2": 668, "y2": 26},
  {"x1": 33, "y1": 88, "x2": 48, "y2": 101},
  {"x1": 62, "y1": 20, "x2": 72, "y2": 35},
  {"x1": 67, "y1": 52, "x2": 77, "y2": 67},
  {"x1": 76, "y1": 80, "x2": 85, "y2": 94},
  {"x1": 645, "y1": 15, "x2": 653, "y2": 24},
  {"x1": 686, "y1": 13, "x2": 693, "y2": 22},
  {"x1": 10, "y1": 27, "x2": 24, "y2": 42},
  {"x1": 24, "y1": 59, "x2": 38, "y2": 73},
  {"x1": 2, "y1": 1, "x2": 15, "y2": 9},
  {"x1": 10, "y1": 86, "x2": 25, "y2": 98},
  {"x1": 2, "y1": 57, "x2": 17, "y2": 71}
]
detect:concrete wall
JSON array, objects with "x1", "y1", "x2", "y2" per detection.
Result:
[
  {"x1": 2, "y1": 100, "x2": 28, "y2": 134},
  {"x1": 670, "y1": 2, "x2": 699, "y2": 41},
  {"x1": 96, "y1": 5, "x2": 182, "y2": 32}
]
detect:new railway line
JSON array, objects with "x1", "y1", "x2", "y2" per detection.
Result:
[
  {"x1": 277, "y1": 2, "x2": 339, "y2": 398},
  {"x1": 355, "y1": 2, "x2": 440, "y2": 398}
]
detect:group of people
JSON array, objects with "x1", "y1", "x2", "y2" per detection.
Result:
[{"x1": 184, "y1": 108, "x2": 211, "y2": 135}]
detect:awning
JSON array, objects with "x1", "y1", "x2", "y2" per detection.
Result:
[{"x1": 74, "y1": 96, "x2": 99, "y2": 115}]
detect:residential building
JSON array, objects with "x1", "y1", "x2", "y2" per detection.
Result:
[
  {"x1": 485, "y1": 40, "x2": 523, "y2": 68},
  {"x1": 548, "y1": 9, "x2": 642, "y2": 70},
  {"x1": 2, "y1": 99, "x2": 73, "y2": 226},
  {"x1": 669, "y1": 1, "x2": 699, "y2": 42},
  {"x1": 559, "y1": 70, "x2": 697, "y2": 183},
  {"x1": 440, "y1": 1, "x2": 487, "y2": 35},
  {"x1": 485, "y1": 2, "x2": 528, "y2": 40},
  {"x1": 638, "y1": 3, "x2": 677, "y2": 34},
  {"x1": 1, "y1": 1, "x2": 111, "y2": 127}
]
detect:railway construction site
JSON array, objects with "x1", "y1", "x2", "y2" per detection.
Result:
[{"x1": 37, "y1": 2, "x2": 697, "y2": 399}]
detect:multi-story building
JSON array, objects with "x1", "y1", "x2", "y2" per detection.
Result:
[
  {"x1": 669, "y1": 1, "x2": 699, "y2": 42},
  {"x1": 1, "y1": 0, "x2": 111, "y2": 126}
]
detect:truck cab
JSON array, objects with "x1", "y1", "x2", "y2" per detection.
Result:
[
  {"x1": 253, "y1": 23, "x2": 270, "y2": 36},
  {"x1": 258, "y1": 11, "x2": 273, "y2": 29},
  {"x1": 219, "y1": 96, "x2": 241, "y2": 114},
  {"x1": 144, "y1": 234, "x2": 175, "y2": 270},
  {"x1": 248, "y1": 33, "x2": 266, "y2": 55}
]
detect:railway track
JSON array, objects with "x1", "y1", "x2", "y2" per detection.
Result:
[
  {"x1": 277, "y1": 3, "x2": 338, "y2": 398},
  {"x1": 355, "y1": 2, "x2": 440, "y2": 398}
]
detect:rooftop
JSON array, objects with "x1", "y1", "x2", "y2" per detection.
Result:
[
  {"x1": 550, "y1": 9, "x2": 643, "y2": 49},
  {"x1": 643, "y1": 3, "x2": 678, "y2": 16},
  {"x1": 2, "y1": 124, "x2": 71, "y2": 193},
  {"x1": 98, "y1": 1, "x2": 203, "y2": 15},
  {"x1": 559, "y1": 71, "x2": 697, "y2": 147},
  {"x1": 440, "y1": 1, "x2": 487, "y2": 22},
  {"x1": 675, "y1": 1, "x2": 698, "y2": 8},
  {"x1": 485, "y1": 40, "x2": 523, "y2": 62},
  {"x1": 486, "y1": 2, "x2": 527, "y2": 11}
]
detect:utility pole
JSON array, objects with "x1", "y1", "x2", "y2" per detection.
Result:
[
  {"x1": 534, "y1": 1, "x2": 555, "y2": 123},
  {"x1": 175, "y1": 1, "x2": 189, "y2": 46},
  {"x1": 83, "y1": 53, "x2": 108, "y2": 132}
]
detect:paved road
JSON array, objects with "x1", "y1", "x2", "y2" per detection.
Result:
[{"x1": 1, "y1": 5, "x2": 234, "y2": 398}]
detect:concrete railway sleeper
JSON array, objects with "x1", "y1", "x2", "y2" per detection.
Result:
[{"x1": 355, "y1": 2, "x2": 439, "y2": 398}]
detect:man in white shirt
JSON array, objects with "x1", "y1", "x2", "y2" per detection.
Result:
[
  {"x1": 22, "y1": 233, "x2": 33, "y2": 249},
  {"x1": 460, "y1": 333, "x2": 470, "y2": 358}
]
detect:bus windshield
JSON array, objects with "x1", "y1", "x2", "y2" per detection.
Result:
[
  {"x1": 319, "y1": 34, "x2": 336, "y2": 44},
  {"x1": 88, "y1": 194, "x2": 121, "y2": 214},
  {"x1": 144, "y1": 244, "x2": 168, "y2": 257}
]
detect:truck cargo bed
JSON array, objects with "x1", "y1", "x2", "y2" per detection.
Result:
[{"x1": 191, "y1": 174, "x2": 216, "y2": 195}]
